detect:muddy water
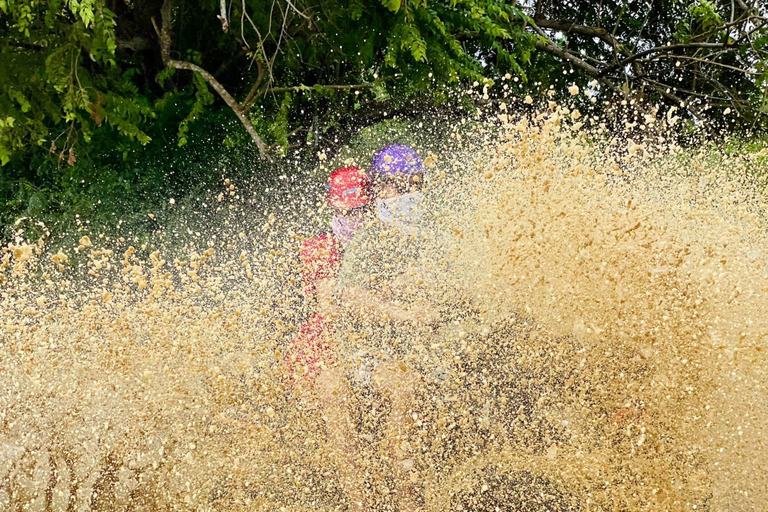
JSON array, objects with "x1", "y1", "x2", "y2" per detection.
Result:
[{"x1": 2, "y1": 109, "x2": 768, "y2": 511}]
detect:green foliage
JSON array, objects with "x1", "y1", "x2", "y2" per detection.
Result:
[
  {"x1": 177, "y1": 72, "x2": 215, "y2": 147},
  {"x1": 2, "y1": 0, "x2": 767, "y2": 237},
  {"x1": 675, "y1": 0, "x2": 724, "y2": 41},
  {"x1": 0, "y1": 106, "x2": 252, "y2": 244},
  {"x1": 271, "y1": 93, "x2": 293, "y2": 156},
  {"x1": 0, "y1": 0, "x2": 539, "y2": 167},
  {"x1": 537, "y1": 0, "x2": 767, "y2": 124},
  {"x1": 0, "y1": 0, "x2": 156, "y2": 163},
  {"x1": 381, "y1": 0, "x2": 401, "y2": 12}
]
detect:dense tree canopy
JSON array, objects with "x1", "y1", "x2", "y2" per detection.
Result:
[
  {"x1": 531, "y1": 0, "x2": 768, "y2": 123},
  {"x1": 1, "y1": 0, "x2": 767, "y2": 233},
  {"x1": 0, "y1": 0, "x2": 535, "y2": 164},
  {"x1": 2, "y1": 0, "x2": 766, "y2": 162}
]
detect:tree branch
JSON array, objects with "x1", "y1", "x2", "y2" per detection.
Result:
[
  {"x1": 169, "y1": 60, "x2": 271, "y2": 157},
  {"x1": 217, "y1": 0, "x2": 229, "y2": 32},
  {"x1": 650, "y1": 54, "x2": 758, "y2": 75},
  {"x1": 240, "y1": 58, "x2": 268, "y2": 111},
  {"x1": 597, "y1": 42, "x2": 736, "y2": 78},
  {"x1": 643, "y1": 81, "x2": 704, "y2": 120},
  {"x1": 526, "y1": 9, "x2": 764, "y2": 123},
  {"x1": 690, "y1": 14, "x2": 766, "y2": 41},
  {"x1": 533, "y1": 38, "x2": 625, "y2": 97},
  {"x1": 266, "y1": 82, "x2": 379, "y2": 94},
  {"x1": 533, "y1": 18, "x2": 632, "y2": 57},
  {"x1": 532, "y1": 15, "x2": 762, "y2": 84},
  {"x1": 155, "y1": 0, "x2": 270, "y2": 159},
  {"x1": 643, "y1": 77, "x2": 731, "y2": 103},
  {"x1": 733, "y1": 0, "x2": 753, "y2": 14}
]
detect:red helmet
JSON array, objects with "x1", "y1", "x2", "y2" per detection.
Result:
[{"x1": 326, "y1": 166, "x2": 371, "y2": 210}]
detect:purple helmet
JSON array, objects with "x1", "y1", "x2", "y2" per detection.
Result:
[{"x1": 371, "y1": 144, "x2": 424, "y2": 177}]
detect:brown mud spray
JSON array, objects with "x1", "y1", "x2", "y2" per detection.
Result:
[{"x1": 2, "y1": 104, "x2": 767, "y2": 511}]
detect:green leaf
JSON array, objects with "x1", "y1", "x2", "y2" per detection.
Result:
[
  {"x1": 382, "y1": 0, "x2": 401, "y2": 12},
  {"x1": 349, "y1": 0, "x2": 364, "y2": 20}
]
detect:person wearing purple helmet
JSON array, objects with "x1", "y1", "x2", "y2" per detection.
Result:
[
  {"x1": 331, "y1": 143, "x2": 442, "y2": 511},
  {"x1": 335, "y1": 143, "x2": 437, "y2": 325}
]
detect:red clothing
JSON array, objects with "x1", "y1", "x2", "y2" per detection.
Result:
[
  {"x1": 287, "y1": 234, "x2": 342, "y2": 383},
  {"x1": 299, "y1": 233, "x2": 341, "y2": 297},
  {"x1": 285, "y1": 313, "x2": 337, "y2": 382}
]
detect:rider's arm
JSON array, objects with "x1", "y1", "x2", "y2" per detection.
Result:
[{"x1": 340, "y1": 283, "x2": 439, "y2": 325}]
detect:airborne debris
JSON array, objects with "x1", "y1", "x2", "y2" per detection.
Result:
[{"x1": 1, "y1": 105, "x2": 767, "y2": 512}]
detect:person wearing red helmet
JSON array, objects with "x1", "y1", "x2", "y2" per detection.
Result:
[
  {"x1": 217, "y1": 166, "x2": 372, "y2": 509},
  {"x1": 286, "y1": 165, "x2": 373, "y2": 384},
  {"x1": 284, "y1": 165, "x2": 374, "y2": 510}
]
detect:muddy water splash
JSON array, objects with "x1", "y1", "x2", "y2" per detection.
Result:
[{"x1": 2, "y1": 109, "x2": 768, "y2": 511}]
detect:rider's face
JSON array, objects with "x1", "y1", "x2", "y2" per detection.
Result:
[
  {"x1": 378, "y1": 176, "x2": 422, "y2": 199},
  {"x1": 377, "y1": 181, "x2": 400, "y2": 200}
]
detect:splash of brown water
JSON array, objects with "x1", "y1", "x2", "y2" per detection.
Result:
[{"x1": 2, "y1": 107, "x2": 768, "y2": 511}]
